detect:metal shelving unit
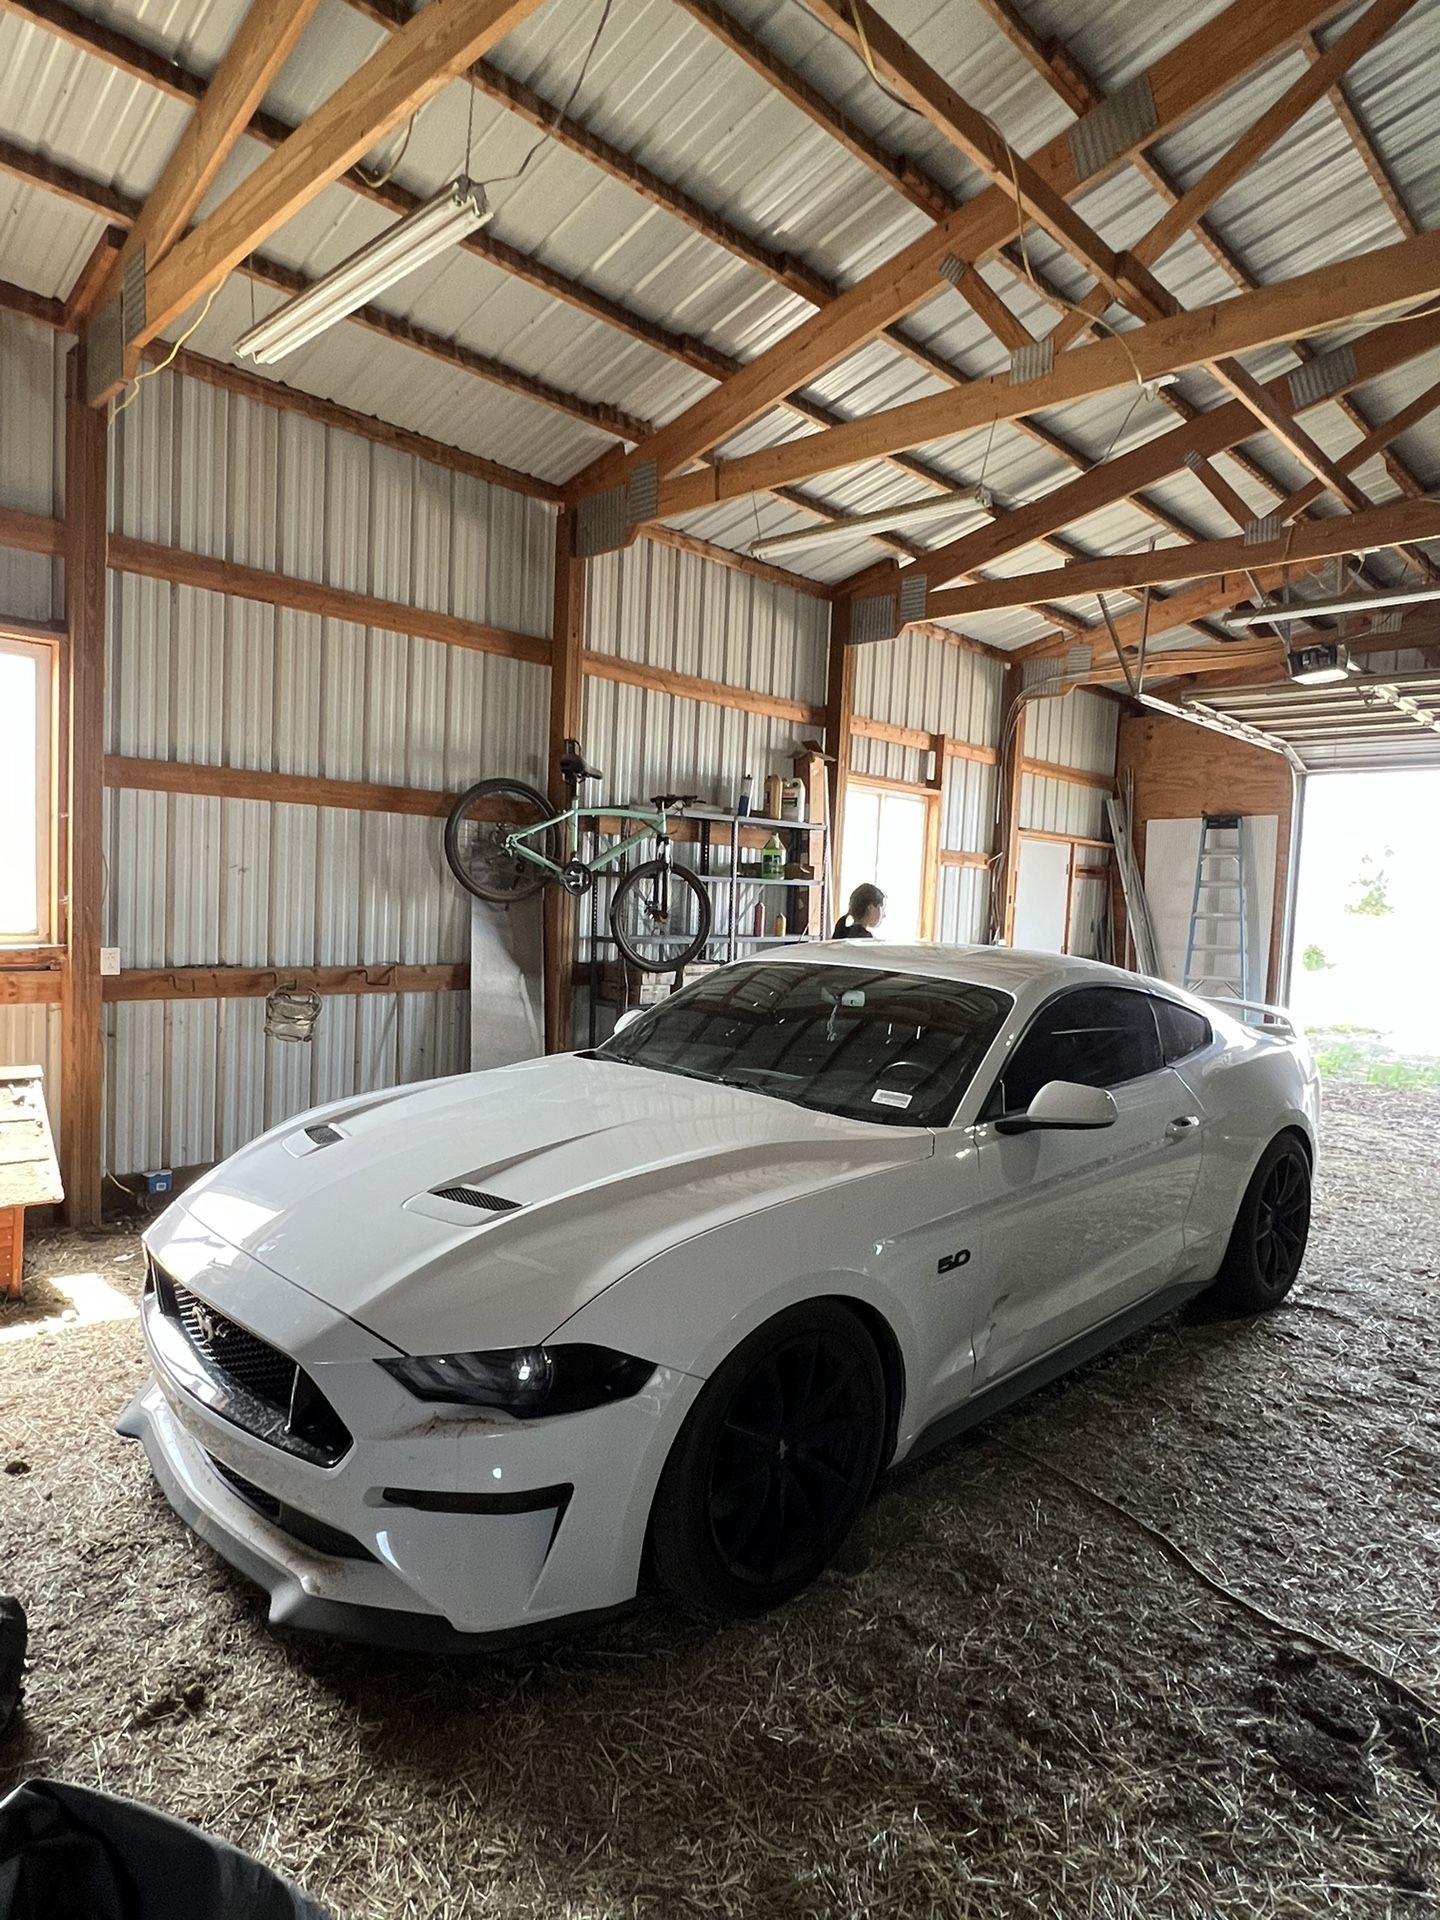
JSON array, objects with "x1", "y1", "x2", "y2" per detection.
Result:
[{"x1": 576, "y1": 806, "x2": 831, "y2": 1044}]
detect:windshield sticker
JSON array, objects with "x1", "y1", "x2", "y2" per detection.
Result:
[{"x1": 872, "y1": 1089, "x2": 913, "y2": 1109}]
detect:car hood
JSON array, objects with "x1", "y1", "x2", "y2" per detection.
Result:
[{"x1": 159, "y1": 1052, "x2": 932, "y2": 1353}]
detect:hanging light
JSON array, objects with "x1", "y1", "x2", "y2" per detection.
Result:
[
  {"x1": 234, "y1": 179, "x2": 493, "y2": 365},
  {"x1": 1225, "y1": 582, "x2": 1440, "y2": 628},
  {"x1": 749, "y1": 488, "x2": 994, "y2": 557},
  {"x1": 1285, "y1": 641, "x2": 1355, "y2": 685}
]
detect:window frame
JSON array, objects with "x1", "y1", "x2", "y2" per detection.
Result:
[
  {"x1": 976, "y1": 983, "x2": 1167, "y2": 1124},
  {"x1": 0, "y1": 630, "x2": 57, "y2": 947}
]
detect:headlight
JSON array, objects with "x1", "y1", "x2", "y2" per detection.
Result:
[{"x1": 378, "y1": 1344, "x2": 656, "y2": 1417}]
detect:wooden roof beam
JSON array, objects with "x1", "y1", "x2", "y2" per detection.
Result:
[
  {"x1": 92, "y1": 0, "x2": 553, "y2": 399},
  {"x1": 924, "y1": 498, "x2": 1440, "y2": 621},
  {"x1": 567, "y1": 0, "x2": 1345, "y2": 503},
  {"x1": 94, "y1": 0, "x2": 325, "y2": 392},
  {"x1": 648, "y1": 230, "x2": 1440, "y2": 517}
]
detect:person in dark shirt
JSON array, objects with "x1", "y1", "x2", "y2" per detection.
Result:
[{"x1": 832, "y1": 883, "x2": 886, "y2": 939}]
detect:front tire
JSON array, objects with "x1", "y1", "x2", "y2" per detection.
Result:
[
  {"x1": 1211, "y1": 1133, "x2": 1311, "y2": 1313},
  {"x1": 650, "y1": 1301, "x2": 886, "y2": 1617},
  {"x1": 609, "y1": 858, "x2": 711, "y2": 971}
]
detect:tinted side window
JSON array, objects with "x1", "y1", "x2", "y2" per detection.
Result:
[
  {"x1": 985, "y1": 987, "x2": 1162, "y2": 1118},
  {"x1": 1153, "y1": 997, "x2": 1212, "y2": 1065}
]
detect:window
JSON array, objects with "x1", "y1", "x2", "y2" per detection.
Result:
[
  {"x1": 599, "y1": 960, "x2": 1012, "y2": 1127},
  {"x1": 983, "y1": 986, "x2": 1162, "y2": 1119},
  {"x1": 839, "y1": 784, "x2": 932, "y2": 941},
  {"x1": 0, "y1": 636, "x2": 52, "y2": 944},
  {"x1": 1153, "y1": 997, "x2": 1212, "y2": 1065}
]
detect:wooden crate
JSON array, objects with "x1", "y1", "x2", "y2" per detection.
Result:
[
  {"x1": 0, "y1": 1067, "x2": 63, "y2": 1301},
  {"x1": 0, "y1": 1207, "x2": 22, "y2": 1302}
]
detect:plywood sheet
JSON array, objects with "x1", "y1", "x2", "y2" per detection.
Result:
[{"x1": 0, "y1": 1065, "x2": 62, "y2": 1208}]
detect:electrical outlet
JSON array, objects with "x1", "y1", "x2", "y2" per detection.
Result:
[{"x1": 99, "y1": 947, "x2": 121, "y2": 976}]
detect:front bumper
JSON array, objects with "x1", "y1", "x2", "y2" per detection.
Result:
[{"x1": 121, "y1": 1235, "x2": 702, "y2": 1646}]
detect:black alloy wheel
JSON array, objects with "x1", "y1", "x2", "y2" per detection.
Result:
[
  {"x1": 650, "y1": 1301, "x2": 886, "y2": 1615},
  {"x1": 1212, "y1": 1133, "x2": 1312, "y2": 1312}
]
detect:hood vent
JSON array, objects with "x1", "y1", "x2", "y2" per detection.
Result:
[
  {"x1": 305, "y1": 1124, "x2": 343, "y2": 1146},
  {"x1": 430, "y1": 1186, "x2": 521, "y2": 1213}
]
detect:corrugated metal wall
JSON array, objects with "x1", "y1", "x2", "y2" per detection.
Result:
[
  {"x1": 100, "y1": 368, "x2": 555, "y2": 1173},
  {"x1": 851, "y1": 630, "x2": 1006, "y2": 945},
  {"x1": 1017, "y1": 688, "x2": 1119, "y2": 959},
  {"x1": 0, "y1": 310, "x2": 64, "y2": 620}
]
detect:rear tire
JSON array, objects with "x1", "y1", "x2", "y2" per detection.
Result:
[
  {"x1": 650, "y1": 1301, "x2": 886, "y2": 1617},
  {"x1": 1210, "y1": 1133, "x2": 1311, "y2": 1313},
  {"x1": 609, "y1": 859, "x2": 711, "y2": 971},
  {"x1": 443, "y1": 778, "x2": 557, "y2": 903}
]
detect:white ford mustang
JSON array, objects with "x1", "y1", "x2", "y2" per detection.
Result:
[{"x1": 121, "y1": 945, "x2": 1318, "y2": 1648}]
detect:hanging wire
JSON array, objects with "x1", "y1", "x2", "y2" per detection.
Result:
[
  {"x1": 463, "y1": 66, "x2": 477, "y2": 179},
  {"x1": 111, "y1": 278, "x2": 224, "y2": 419},
  {"x1": 477, "y1": 0, "x2": 616, "y2": 197},
  {"x1": 358, "y1": 113, "x2": 417, "y2": 190}
]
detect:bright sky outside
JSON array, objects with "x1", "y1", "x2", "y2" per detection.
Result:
[{"x1": 1289, "y1": 771, "x2": 1440, "y2": 1056}]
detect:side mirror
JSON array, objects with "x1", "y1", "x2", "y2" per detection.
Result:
[
  {"x1": 612, "y1": 1007, "x2": 645, "y2": 1036},
  {"x1": 994, "y1": 1080, "x2": 1118, "y2": 1135}
]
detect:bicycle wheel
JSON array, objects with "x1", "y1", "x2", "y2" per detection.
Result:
[
  {"x1": 444, "y1": 778, "x2": 558, "y2": 903},
  {"x1": 610, "y1": 859, "x2": 712, "y2": 971}
]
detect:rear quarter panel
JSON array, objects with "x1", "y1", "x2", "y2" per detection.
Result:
[{"x1": 1181, "y1": 1018, "x2": 1319, "y2": 1272}]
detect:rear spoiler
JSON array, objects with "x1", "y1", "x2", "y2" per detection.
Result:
[{"x1": 1201, "y1": 996, "x2": 1297, "y2": 1040}]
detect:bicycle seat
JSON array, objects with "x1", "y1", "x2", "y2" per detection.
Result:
[
  {"x1": 559, "y1": 738, "x2": 603, "y2": 784},
  {"x1": 650, "y1": 793, "x2": 699, "y2": 810}
]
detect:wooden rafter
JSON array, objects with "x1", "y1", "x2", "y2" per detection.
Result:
[
  {"x1": 101, "y1": 0, "x2": 553, "y2": 384},
  {"x1": 923, "y1": 499, "x2": 1440, "y2": 621},
  {"x1": 648, "y1": 232, "x2": 1440, "y2": 517},
  {"x1": 568, "y1": 0, "x2": 1345, "y2": 505},
  {"x1": 94, "y1": 0, "x2": 325, "y2": 392},
  {"x1": 0, "y1": 135, "x2": 649, "y2": 444}
]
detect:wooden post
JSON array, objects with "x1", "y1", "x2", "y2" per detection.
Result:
[
  {"x1": 543, "y1": 510, "x2": 585, "y2": 1054},
  {"x1": 822, "y1": 598, "x2": 853, "y2": 902},
  {"x1": 61, "y1": 349, "x2": 107, "y2": 1225}
]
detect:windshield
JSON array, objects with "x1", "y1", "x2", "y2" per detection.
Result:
[{"x1": 598, "y1": 961, "x2": 1012, "y2": 1127}]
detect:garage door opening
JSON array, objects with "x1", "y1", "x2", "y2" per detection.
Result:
[{"x1": 1290, "y1": 770, "x2": 1440, "y2": 1087}]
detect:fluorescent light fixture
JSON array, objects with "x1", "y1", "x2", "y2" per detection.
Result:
[
  {"x1": 1286, "y1": 641, "x2": 1354, "y2": 685},
  {"x1": 750, "y1": 488, "x2": 993, "y2": 557},
  {"x1": 234, "y1": 179, "x2": 493, "y2": 365},
  {"x1": 1224, "y1": 582, "x2": 1440, "y2": 628}
]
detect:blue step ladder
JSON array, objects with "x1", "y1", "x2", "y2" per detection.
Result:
[{"x1": 1183, "y1": 814, "x2": 1250, "y2": 1002}]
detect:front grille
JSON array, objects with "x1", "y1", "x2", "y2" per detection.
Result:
[
  {"x1": 174, "y1": 1286, "x2": 295, "y2": 1404},
  {"x1": 430, "y1": 1186, "x2": 520, "y2": 1212},
  {"x1": 148, "y1": 1260, "x2": 351, "y2": 1467},
  {"x1": 206, "y1": 1452, "x2": 374, "y2": 1562}
]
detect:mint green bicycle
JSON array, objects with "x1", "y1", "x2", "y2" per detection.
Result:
[{"x1": 443, "y1": 738, "x2": 713, "y2": 972}]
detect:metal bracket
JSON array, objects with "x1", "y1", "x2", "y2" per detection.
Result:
[
  {"x1": 1068, "y1": 75, "x2": 1157, "y2": 182},
  {"x1": 625, "y1": 458, "x2": 658, "y2": 527},
  {"x1": 851, "y1": 592, "x2": 899, "y2": 645},
  {"x1": 575, "y1": 486, "x2": 628, "y2": 557},
  {"x1": 85, "y1": 297, "x2": 123, "y2": 405},
  {"x1": 1009, "y1": 338, "x2": 1054, "y2": 385},
  {"x1": 898, "y1": 572, "x2": 929, "y2": 625},
  {"x1": 1244, "y1": 513, "x2": 1282, "y2": 546},
  {"x1": 121, "y1": 243, "x2": 147, "y2": 344},
  {"x1": 1287, "y1": 343, "x2": 1357, "y2": 413}
]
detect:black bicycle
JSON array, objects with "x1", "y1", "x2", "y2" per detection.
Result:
[{"x1": 443, "y1": 740, "x2": 713, "y2": 972}]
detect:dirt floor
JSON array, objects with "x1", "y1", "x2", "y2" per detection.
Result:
[{"x1": 2, "y1": 1082, "x2": 1438, "y2": 1918}]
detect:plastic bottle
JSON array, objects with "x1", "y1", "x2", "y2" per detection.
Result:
[
  {"x1": 763, "y1": 773, "x2": 784, "y2": 820},
  {"x1": 781, "y1": 779, "x2": 803, "y2": 821},
  {"x1": 773, "y1": 912, "x2": 787, "y2": 938},
  {"x1": 736, "y1": 773, "x2": 753, "y2": 817},
  {"x1": 761, "y1": 832, "x2": 785, "y2": 880}
]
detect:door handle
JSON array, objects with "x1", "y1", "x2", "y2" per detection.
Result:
[{"x1": 1165, "y1": 1115, "x2": 1200, "y2": 1140}]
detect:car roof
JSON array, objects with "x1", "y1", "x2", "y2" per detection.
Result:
[{"x1": 755, "y1": 941, "x2": 1190, "y2": 1002}]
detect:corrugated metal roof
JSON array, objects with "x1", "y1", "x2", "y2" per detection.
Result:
[{"x1": 1, "y1": 0, "x2": 1438, "y2": 619}]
